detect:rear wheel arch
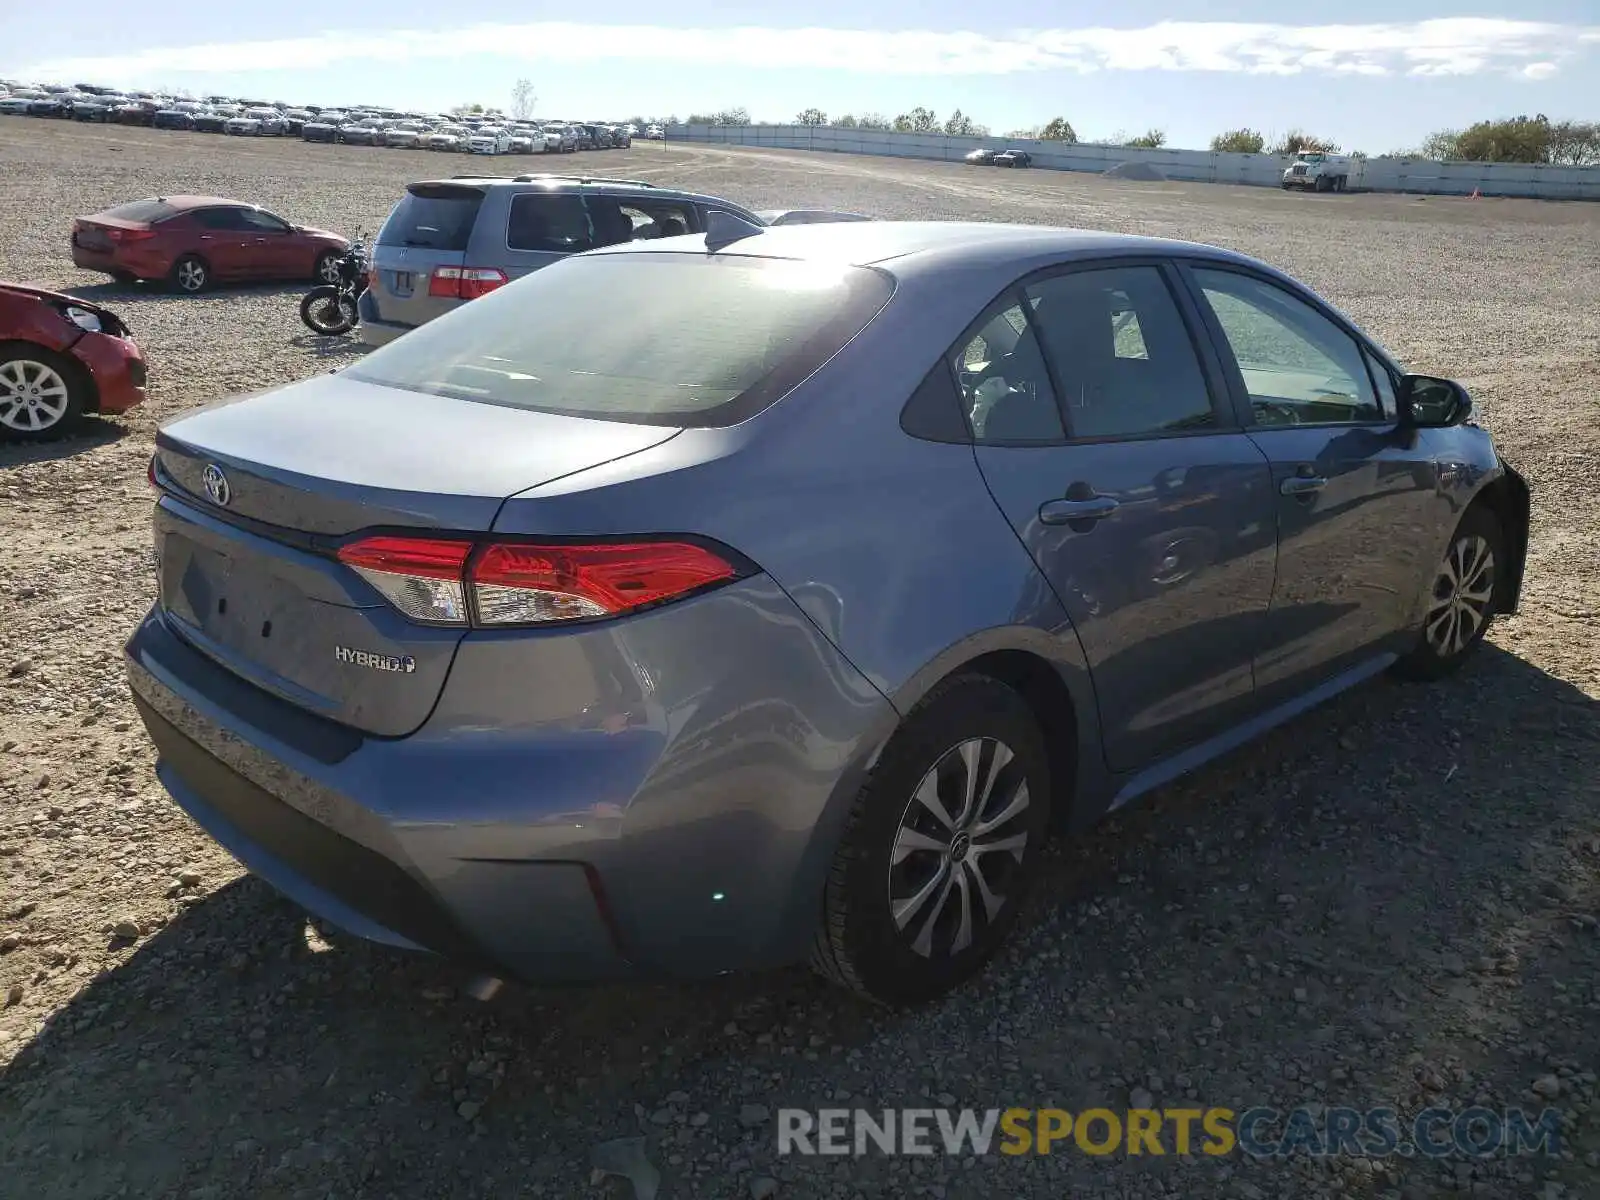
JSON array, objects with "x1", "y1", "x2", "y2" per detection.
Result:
[{"x1": 884, "y1": 641, "x2": 1088, "y2": 828}]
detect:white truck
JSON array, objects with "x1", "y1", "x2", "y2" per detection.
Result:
[{"x1": 1281, "y1": 152, "x2": 1354, "y2": 192}]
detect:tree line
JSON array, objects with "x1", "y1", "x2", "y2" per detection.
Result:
[{"x1": 679, "y1": 106, "x2": 1600, "y2": 165}]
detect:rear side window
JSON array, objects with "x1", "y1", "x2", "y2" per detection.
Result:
[
  {"x1": 507, "y1": 193, "x2": 593, "y2": 253},
  {"x1": 192, "y1": 207, "x2": 251, "y2": 231},
  {"x1": 378, "y1": 185, "x2": 485, "y2": 251},
  {"x1": 345, "y1": 252, "x2": 895, "y2": 427},
  {"x1": 100, "y1": 198, "x2": 178, "y2": 223}
]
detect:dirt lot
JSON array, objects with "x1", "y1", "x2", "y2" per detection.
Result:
[{"x1": 1, "y1": 120, "x2": 1598, "y2": 1200}]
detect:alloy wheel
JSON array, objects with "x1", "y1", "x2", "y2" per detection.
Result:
[
  {"x1": 1425, "y1": 533, "x2": 1495, "y2": 656},
  {"x1": 0, "y1": 359, "x2": 71, "y2": 433},
  {"x1": 889, "y1": 737, "x2": 1031, "y2": 959},
  {"x1": 176, "y1": 261, "x2": 206, "y2": 292},
  {"x1": 318, "y1": 256, "x2": 343, "y2": 284}
]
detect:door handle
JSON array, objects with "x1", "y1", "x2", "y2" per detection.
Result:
[
  {"x1": 1280, "y1": 475, "x2": 1328, "y2": 496},
  {"x1": 1039, "y1": 496, "x2": 1120, "y2": 526}
]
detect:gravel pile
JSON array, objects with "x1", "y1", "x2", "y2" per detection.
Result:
[
  {"x1": 1102, "y1": 160, "x2": 1168, "y2": 181},
  {"x1": 1, "y1": 121, "x2": 1598, "y2": 1200}
]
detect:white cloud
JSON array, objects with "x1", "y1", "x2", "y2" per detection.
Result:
[{"x1": 15, "y1": 18, "x2": 1599, "y2": 84}]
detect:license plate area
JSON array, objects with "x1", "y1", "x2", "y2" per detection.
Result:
[
  {"x1": 161, "y1": 533, "x2": 307, "y2": 658},
  {"x1": 390, "y1": 270, "x2": 413, "y2": 295}
]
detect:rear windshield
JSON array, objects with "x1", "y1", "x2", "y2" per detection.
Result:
[
  {"x1": 345, "y1": 252, "x2": 895, "y2": 427},
  {"x1": 100, "y1": 198, "x2": 179, "y2": 224},
  {"x1": 377, "y1": 185, "x2": 485, "y2": 251}
]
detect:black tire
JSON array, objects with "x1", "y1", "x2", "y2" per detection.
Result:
[
  {"x1": 0, "y1": 343, "x2": 89, "y2": 442},
  {"x1": 1392, "y1": 504, "x2": 1506, "y2": 682},
  {"x1": 810, "y1": 673, "x2": 1052, "y2": 1006},
  {"x1": 312, "y1": 250, "x2": 343, "y2": 285},
  {"x1": 299, "y1": 286, "x2": 357, "y2": 336},
  {"x1": 170, "y1": 254, "x2": 209, "y2": 293}
]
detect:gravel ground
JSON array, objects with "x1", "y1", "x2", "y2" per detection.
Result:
[{"x1": 1, "y1": 120, "x2": 1598, "y2": 1200}]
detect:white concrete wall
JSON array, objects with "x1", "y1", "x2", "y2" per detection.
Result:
[{"x1": 666, "y1": 124, "x2": 1600, "y2": 202}]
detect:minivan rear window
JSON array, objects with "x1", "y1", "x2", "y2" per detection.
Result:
[
  {"x1": 100, "y1": 198, "x2": 179, "y2": 223},
  {"x1": 377, "y1": 184, "x2": 486, "y2": 252},
  {"x1": 345, "y1": 252, "x2": 895, "y2": 427}
]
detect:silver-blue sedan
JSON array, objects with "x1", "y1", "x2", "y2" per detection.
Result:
[{"x1": 127, "y1": 218, "x2": 1528, "y2": 1006}]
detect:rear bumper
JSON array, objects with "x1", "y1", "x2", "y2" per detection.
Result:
[
  {"x1": 71, "y1": 330, "x2": 147, "y2": 414},
  {"x1": 356, "y1": 291, "x2": 414, "y2": 346},
  {"x1": 124, "y1": 575, "x2": 895, "y2": 983},
  {"x1": 71, "y1": 243, "x2": 171, "y2": 281}
]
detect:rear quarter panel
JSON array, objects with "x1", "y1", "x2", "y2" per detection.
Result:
[{"x1": 488, "y1": 259, "x2": 1103, "y2": 766}]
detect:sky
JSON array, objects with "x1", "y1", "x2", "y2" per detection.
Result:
[{"x1": 3, "y1": 2, "x2": 1598, "y2": 152}]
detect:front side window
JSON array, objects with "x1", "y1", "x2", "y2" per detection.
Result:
[
  {"x1": 237, "y1": 209, "x2": 290, "y2": 233},
  {"x1": 344, "y1": 252, "x2": 894, "y2": 427},
  {"x1": 506, "y1": 193, "x2": 594, "y2": 253},
  {"x1": 1193, "y1": 268, "x2": 1382, "y2": 425},
  {"x1": 951, "y1": 299, "x2": 1064, "y2": 443},
  {"x1": 1023, "y1": 266, "x2": 1216, "y2": 438},
  {"x1": 1364, "y1": 348, "x2": 1399, "y2": 420}
]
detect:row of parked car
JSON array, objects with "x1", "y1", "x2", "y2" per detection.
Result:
[{"x1": 0, "y1": 81, "x2": 665, "y2": 156}]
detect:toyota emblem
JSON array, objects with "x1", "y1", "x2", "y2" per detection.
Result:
[{"x1": 201, "y1": 463, "x2": 231, "y2": 507}]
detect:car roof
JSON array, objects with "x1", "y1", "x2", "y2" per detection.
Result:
[
  {"x1": 408, "y1": 174, "x2": 726, "y2": 203},
  {"x1": 584, "y1": 219, "x2": 1270, "y2": 274}
]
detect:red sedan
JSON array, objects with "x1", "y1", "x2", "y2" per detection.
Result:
[
  {"x1": 0, "y1": 284, "x2": 147, "y2": 441},
  {"x1": 71, "y1": 196, "x2": 349, "y2": 293}
]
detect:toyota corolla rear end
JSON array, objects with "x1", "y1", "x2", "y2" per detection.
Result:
[{"x1": 126, "y1": 246, "x2": 900, "y2": 983}]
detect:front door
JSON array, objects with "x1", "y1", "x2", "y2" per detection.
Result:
[
  {"x1": 964, "y1": 262, "x2": 1278, "y2": 773},
  {"x1": 190, "y1": 207, "x2": 254, "y2": 279},
  {"x1": 1180, "y1": 264, "x2": 1441, "y2": 703}
]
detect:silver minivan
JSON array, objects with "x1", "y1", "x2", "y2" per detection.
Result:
[{"x1": 356, "y1": 175, "x2": 771, "y2": 347}]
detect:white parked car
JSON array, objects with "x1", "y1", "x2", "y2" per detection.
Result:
[
  {"x1": 426, "y1": 125, "x2": 470, "y2": 151},
  {"x1": 646, "y1": 124, "x2": 665, "y2": 140},
  {"x1": 468, "y1": 126, "x2": 512, "y2": 155}
]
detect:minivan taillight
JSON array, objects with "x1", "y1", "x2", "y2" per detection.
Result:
[
  {"x1": 335, "y1": 536, "x2": 745, "y2": 627},
  {"x1": 427, "y1": 266, "x2": 508, "y2": 300}
]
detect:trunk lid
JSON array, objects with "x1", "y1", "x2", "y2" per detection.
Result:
[
  {"x1": 152, "y1": 372, "x2": 680, "y2": 736},
  {"x1": 369, "y1": 182, "x2": 484, "y2": 329}
]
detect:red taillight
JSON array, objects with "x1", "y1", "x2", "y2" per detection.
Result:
[
  {"x1": 336, "y1": 537, "x2": 473, "y2": 624},
  {"x1": 427, "y1": 266, "x2": 508, "y2": 300},
  {"x1": 147, "y1": 454, "x2": 159, "y2": 490},
  {"x1": 107, "y1": 227, "x2": 155, "y2": 242},
  {"x1": 471, "y1": 542, "x2": 740, "y2": 625},
  {"x1": 334, "y1": 535, "x2": 743, "y2": 627}
]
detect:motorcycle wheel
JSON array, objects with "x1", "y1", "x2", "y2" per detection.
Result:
[{"x1": 300, "y1": 286, "x2": 358, "y2": 336}]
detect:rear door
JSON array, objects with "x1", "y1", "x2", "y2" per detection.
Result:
[
  {"x1": 189, "y1": 207, "x2": 255, "y2": 278},
  {"x1": 965, "y1": 261, "x2": 1279, "y2": 773},
  {"x1": 370, "y1": 182, "x2": 486, "y2": 326}
]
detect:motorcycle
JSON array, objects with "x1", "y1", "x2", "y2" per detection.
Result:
[{"x1": 299, "y1": 236, "x2": 368, "y2": 336}]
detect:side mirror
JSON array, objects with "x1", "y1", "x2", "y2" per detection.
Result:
[{"x1": 1397, "y1": 374, "x2": 1472, "y2": 429}]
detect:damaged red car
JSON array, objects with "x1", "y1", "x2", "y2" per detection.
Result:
[
  {"x1": 0, "y1": 284, "x2": 147, "y2": 440},
  {"x1": 71, "y1": 196, "x2": 349, "y2": 293}
]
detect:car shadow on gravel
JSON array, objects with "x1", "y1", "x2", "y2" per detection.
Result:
[
  {"x1": 1, "y1": 642, "x2": 1595, "y2": 1198},
  {"x1": 0, "y1": 415, "x2": 129, "y2": 462},
  {"x1": 287, "y1": 332, "x2": 369, "y2": 362},
  {"x1": 66, "y1": 280, "x2": 311, "y2": 304}
]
